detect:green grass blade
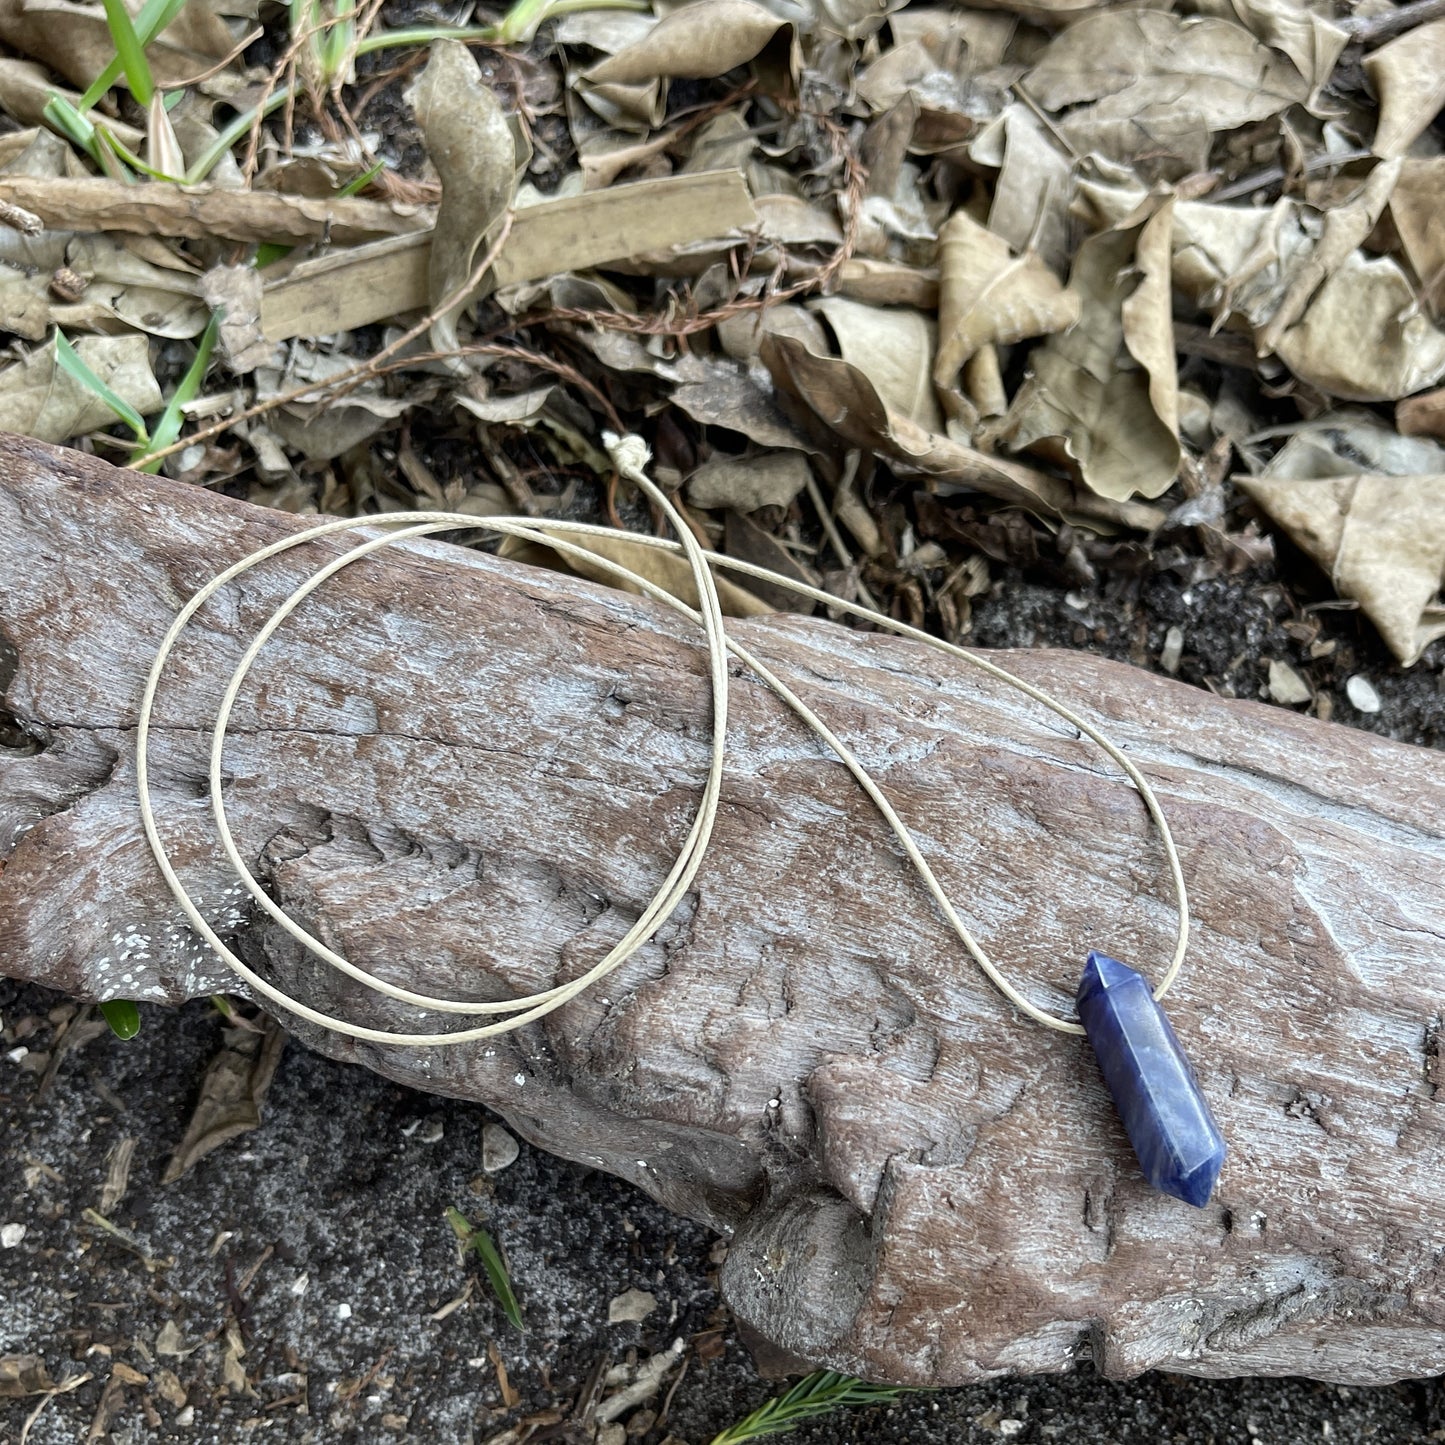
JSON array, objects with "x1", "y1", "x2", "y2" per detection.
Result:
[
  {"x1": 100, "y1": 0, "x2": 156, "y2": 106},
  {"x1": 445, "y1": 1207, "x2": 525, "y2": 1331},
  {"x1": 133, "y1": 309, "x2": 221, "y2": 471},
  {"x1": 54, "y1": 331, "x2": 150, "y2": 443},
  {"x1": 352, "y1": 23, "x2": 504, "y2": 54},
  {"x1": 79, "y1": 0, "x2": 190, "y2": 109},
  {"x1": 255, "y1": 241, "x2": 293, "y2": 268},
  {"x1": 96, "y1": 125, "x2": 182, "y2": 183},
  {"x1": 99, "y1": 1000, "x2": 141, "y2": 1040},
  {"x1": 184, "y1": 85, "x2": 293, "y2": 185},
  {"x1": 709, "y1": 1371, "x2": 913, "y2": 1445},
  {"x1": 336, "y1": 158, "x2": 385, "y2": 197},
  {"x1": 42, "y1": 95, "x2": 102, "y2": 167}
]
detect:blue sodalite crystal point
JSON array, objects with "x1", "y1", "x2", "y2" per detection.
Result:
[{"x1": 1076, "y1": 950, "x2": 1226, "y2": 1207}]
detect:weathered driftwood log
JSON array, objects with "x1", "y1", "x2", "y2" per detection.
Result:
[{"x1": 1, "y1": 434, "x2": 1443, "y2": 1386}]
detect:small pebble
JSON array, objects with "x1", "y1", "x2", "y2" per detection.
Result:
[
  {"x1": 1, "y1": 1223, "x2": 26, "y2": 1248},
  {"x1": 175, "y1": 1406, "x2": 195, "y2": 1427},
  {"x1": 608, "y1": 1288, "x2": 659, "y2": 1324},
  {"x1": 336, "y1": 1302, "x2": 353, "y2": 1320},
  {"x1": 1000, "y1": 1422, "x2": 1026, "y2": 1439},
  {"x1": 1346, "y1": 675, "x2": 1381, "y2": 714},
  {"x1": 1267, "y1": 660, "x2": 1311, "y2": 706},
  {"x1": 1159, "y1": 625, "x2": 1184, "y2": 675},
  {"x1": 482, "y1": 1123, "x2": 520, "y2": 1173}
]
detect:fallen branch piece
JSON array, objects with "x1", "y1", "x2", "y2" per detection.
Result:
[{"x1": 0, "y1": 436, "x2": 1442, "y2": 1386}]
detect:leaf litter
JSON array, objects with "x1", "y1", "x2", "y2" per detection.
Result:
[
  {"x1": 2, "y1": 0, "x2": 1445, "y2": 1428},
  {"x1": 0, "y1": 0, "x2": 1435, "y2": 688}
]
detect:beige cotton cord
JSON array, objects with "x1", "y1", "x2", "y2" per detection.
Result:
[{"x1": 138, "y1": 434, "x2": 1189, "y2": 1042}]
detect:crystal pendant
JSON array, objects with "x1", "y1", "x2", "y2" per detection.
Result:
[{"x1": 1076, "y1": 950, "x2": 1226, "y2": 1207}]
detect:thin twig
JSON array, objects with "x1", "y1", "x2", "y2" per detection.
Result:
[
  {"x1": 804, "y1": 468, "x2": 881, "y2": 613},
  {"x1": 167, "y1": 26, "x2": 264, "y2": 89},
  {"x1": 1341, "y1": 0, "x2": 1445, "y2": 43}
]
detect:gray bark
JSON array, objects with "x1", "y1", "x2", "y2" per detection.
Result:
[{"x1": 1, "y1": 433, "x2": 1443, "y2": 1385}]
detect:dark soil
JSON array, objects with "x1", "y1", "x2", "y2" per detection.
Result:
[{"x1": 3, "y1": 977, "x2": 1444, "y2": 1445}]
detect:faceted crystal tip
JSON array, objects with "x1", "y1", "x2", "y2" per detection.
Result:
[{"x1": 1077, "y1": 950, "x2": 1227, "y2": 1209}]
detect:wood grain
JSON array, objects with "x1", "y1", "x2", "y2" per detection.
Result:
[{"x1": 1, "y1": 434, "x2": 1442, "y2": 1385}]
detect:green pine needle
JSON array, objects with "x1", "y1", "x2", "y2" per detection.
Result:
[
  {"x1": 99, "y1": 1000, "x2": 141, "y2": 1040},
  {"x1": 709, "y1": 1371, "x2": 914, "y2": 1445},
  {"x1": 445, "y1": 1207, "x2": 525, "y2": 1331}
]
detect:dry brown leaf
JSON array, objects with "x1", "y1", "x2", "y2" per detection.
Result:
[
  {"x1": 997, "y1": 202, "x2": 1180, "y2": 502},
  {"x1": 723, "y1": 508, "x2": 818, "y2": 612},
  {"x1": 887, "y1": 8, "x2": 1016, "y2": 71},
  {"x1": 1273, "y1": 251, "x2": 1445, "y2": 402},
  {"x1": 934, "y1": 211, "x2": 1079, "y2": 388},
  {"x1": 0, "y1": 231, "x2": 206, "y2": 340},
  {"x1": 1399, "y1": 388, "x2": 1445, "y2": 440},
  {"x1": 1084, "y1": 177, "x2": 1445, "y2": 402},
  {"x1": 1389, "y1": 158, "x2": 1445, "y2": 319},
  {"x1": 717, "y1": 300, "x2": 829, "y2": 363},
  {"x1": 0, "y1": 267, "x2": 51, "y2": 340},
  {"x1": 1237, "y1": 471, "x2": 1445, "y2": 664},
  {"x1": 0, "y1": 334, "x2": 161, "y2": 444},
  {"x1": 1027, "y1": 12, "x2": 1308, "y2": 169},
  {"x1": 1364, "y1": 18, "x2": 1445, "y2": 158},
  {"x1": 835, "y1": 257, "x2": 938, "y2": 309},
  {"x1": 200, "y1": 265, "x2": 271, "y2": 373},
  {"x1": 811, "y1": 295, "x2": 942, "y2": 431},
  {"x1": 257, "y1": 171, "x2": 755, "y2": 343},
  {"x1": 0, "y1": 176, "x2": 430, "y2": 245},
  {"x1": 1195, "y1": 0, "x2": 1347, "y2": 98},
  {"x1": 583, "y1": 0, "x2": 787, "y2": 86},
  {"x1": 162, "y1": 1017, "x2": 286, "y2": 1184},
  {"x1": 671, "y1": 358, "x2": 816, "y2": 453},
  {"x1": 1257, "y1": 159, "x2": 1400, "y2": 354},
  {"x1": 967, "y1": 105, "x2": 1073, "y2": 277},
  {"x1": 0, "y1": 58, "x2": 143, "y2": 148},
  {"x1": 0, "y1": 0, "x2": 230, "y2": 92},
  {"x1": 410, "y1": 40, "x2": 518, "y2": 358},
  {"x1": 854, "y1": 36, "x2": 988, "y2": 156},
  {"x1": 761, "y1": 331, "x2": 1072, "y2": 513},
  {"x1": 686, "y1": 450, "x2": 811, "y2": 512},
  {"x1": 0, "y1": 1354, "x2": 54, "y2": 1397},
  {"x1": 509, "y1": 526, "x2": 774, "y2": 617}
]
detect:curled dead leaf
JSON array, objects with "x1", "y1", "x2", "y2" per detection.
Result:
[
  {"x1": 1196, "y1": 0, "x2": 1347, "y2": 99},
  {"x1": 996, "y1": 202, "x2": 1180, "y2": 502},
  {"x1": 410, "y1": 40, "x2": 518, "y2": 357},
  {"x1": 1364, "y1": 18, "x2": 1445, "y2": 158},
  {"x1": 1389, "y1": 159, "x2": 1445, "y2": 320},
  {"x1": 163, "y1": 1017, "x2": 286, "y2": 1184},
  {"x1": 1238, "y1": 470, "x2": 1445, "y2": 665},
  {"x1": 1026, "y1": 11, "x2": 1308, "y2": 175},
  {"x1": 761, "y1": 330, "x2": 1071, "y2": 514},
  {"x1": 811, "y1": 295, "x2": 941, "y2": 432},
  {"x1": 582, "y1": 0, "x2": 788, "y2": 86},
  {"x1": 687, "y1": 450, "x2": 810, "y2": 512},
  {"x1": 502, "y1": 527, "x2": 775, "y2": 617},
  {"x1": 1083, "y1": 176, "x2": 1445, "y2": 402},
  {"x1": 934, "y1": 210, "x2": 1079, "y2": 388}
]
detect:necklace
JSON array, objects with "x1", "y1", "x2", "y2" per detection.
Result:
[{"x1": 137, "y1": 433, "x2": 1225, "y2": 1207}]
